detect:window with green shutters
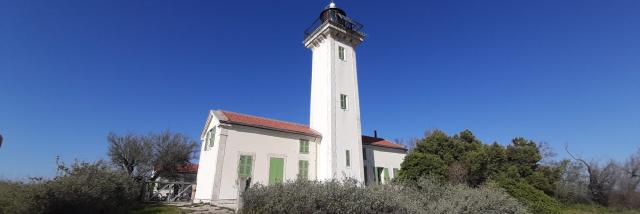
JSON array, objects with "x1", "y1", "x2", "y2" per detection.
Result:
[
  {"x1": 298, "y1": 160, "x2": 309, "y2": 180},
  {"x1": 299, "y1": 139, "x2": 309, "y2": 154},
  {"x1": 340, "y1": 94, "x2": 347, "y2": 110},
  {"x1": 238, "y1": 155, "x2": 253, "y2": 178},
  {"x1": 204, "y1": 132, "x2": 210, "y2": 151},
  {"x1": 208, "y1": 128, "x2": 216, "y2": 148},
  {"x1": 338, "y1": 46, "x2": 346, "y2": 61}
]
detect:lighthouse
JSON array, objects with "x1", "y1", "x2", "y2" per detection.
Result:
[{"x1": 305, "y1": 2, "x2": 366, "y2": 182}]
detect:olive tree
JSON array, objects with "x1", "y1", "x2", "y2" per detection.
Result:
[{"x1": 107, "y1": 130, "x2": 198, "y2": 182}]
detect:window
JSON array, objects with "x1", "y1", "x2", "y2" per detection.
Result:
[
  {"x1": 298, "y1": 160, "x2": 309, "y2": 180},
  {"x1": 338, "y1": 46, "x2": 346, "y2": 61},
  {"x1": 299, "y1": 139, "x2": 309, "y2": 154},
  {"x1": 383, "y1": 168, "x2": 390, "y2": 182},
  {"x1": 340, "y1": 94, "x2": 347, "y2": 110},
  {"x1": 204, "y1": 128, "x2": 216, "y2": 151},
  {"x1": 364, "y1": 166, "x2": 369, "y2": 185},
  {"x1": 346, "y1": 150, "x2": 351, "y2": 167},
  {"x1": 393, "y1": 168, "x2": 399, "y2": 178},
  {"x1": 204, "y1": 132, "x2": 210, "y2": 151},
  {"x1": 208, "y1": 128, "x2": 216, "y2": 148},
  {"x1": 238, "y1": 155, "x2": 253, "y2": 178},
  {"x1": 362, "y1": 148, "x2": 367, "y2": 160},
  {"x1": 376, "y1": 167, "x2": 384, "y2": 184}
]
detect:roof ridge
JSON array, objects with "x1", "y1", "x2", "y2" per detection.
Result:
[{"x1": 219, "y1": 110, "x2": 311, "y2": 128}]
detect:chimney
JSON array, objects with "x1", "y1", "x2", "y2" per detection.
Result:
[{"x1": 374, "y1": 130, "x2": 378, "y2": 138}]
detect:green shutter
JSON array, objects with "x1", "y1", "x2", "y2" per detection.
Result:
[
  {"x1": 298, "y1": 160, "x2": 308, "y2": 180},
  {"x1": 300, "y1": 140, "x2": 309, "y2": 154},
  {"x1": 204, "y1": 132, "x2": 210, "y2": 151},
  {"x1": 238, "y1": 155, "x2": 252, "y2": 178},
  {"x1": 340, "y1": 94, "x2": 347, "y2": 109},
  {"x1": 383, "y1": 168, "x2": 390, "y2": 182},
  {"x1": 269, "y1": 157, "x2": 284, "y2": 185},
  {"x1": 209, "y1": 128, "x2": 216, "y2": 147}
]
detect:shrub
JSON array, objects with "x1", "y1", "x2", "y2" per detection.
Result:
[
  {"x1": 43, "y1": 161, "x2": 140, "y2": 213},
  {"x1": 0, "y1": 161, "x2": 140, "y2": 214},
  {"x1": 492, "y1": 178, "x2": 561, "y2": 214},
  {"x1": 0, "y1": 180, "x2": 47, "y2": 214},
  {"x1": 608, "y1": 191, "x2": 640, "y2": 209},
  {"x1": 240, "y1": 178, "x2": 529, "y2": 214},
  {"x1": 406, "y1": 178, "x2": 529, "y2": 214},
  {"x1": 241, "y1": 179, "x2": 420, "y2": 213}
]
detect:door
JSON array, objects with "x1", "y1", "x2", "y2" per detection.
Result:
[{"x1": 268, "y1": 157, "x2": 284, "y2": 185}]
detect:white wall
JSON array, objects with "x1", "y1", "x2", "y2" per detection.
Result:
[
  {"x1": 308, "y1": 32, "x2": 334, "y2": 181},
  {"x1": 194, "y1": 112, "x2": 222, "y2": 203},
  {"x1": 216, "y1": 125, "x2": 319, "y2": 200},
  {"x1": 363, "y1": 145, "x2": 406, "y2": 185},
  {"x1": 307, "y1": 23, "x2": 365, "y2": 182}
]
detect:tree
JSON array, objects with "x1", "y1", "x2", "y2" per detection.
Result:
[
  {"x1": 555, "y1": 159, "x2": 591, "y2": 203},
  {"x1": 463, "y1": 142, "x2": 506, "y2": 186},
  {"x1": 151, "y1": 131, "x2": 199, "y2": 180},
  {"x1": 398, "y1": 152, "x2": 446, "y2": 182},
  {"x1": 506, "y1": 138, "x2": 542, "y2": 178},
  {"x1": 107, "y1": 131, "x2": 198, "y2": 182},
  {"x1": 402, "y1": 129, "x2": 562, "y2": 196},
  {"x1": 565, "y1": 145, "x2": 617, "y2": 206},
  {"x1": 107, "y1": 133, "x2": 152, "y2": 181},
  {"x1": 621, "y1": 148, "x2": 640, "y2": 192},
  {"x1": 416, "y1": 129, "x2": 481, "y2": 164}
]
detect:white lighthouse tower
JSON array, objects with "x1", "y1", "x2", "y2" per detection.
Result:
[{"x1": 304, "y1": 2, "x2": 366, "y2": 182}]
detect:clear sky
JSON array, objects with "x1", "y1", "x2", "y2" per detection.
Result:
[{"x1": 1, "y1": 0, "x2": 639, "y2": 179}]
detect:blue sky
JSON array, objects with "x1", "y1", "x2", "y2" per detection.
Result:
[{"x1": 1, "y1": 0, "x2": 639, "y2": 179}]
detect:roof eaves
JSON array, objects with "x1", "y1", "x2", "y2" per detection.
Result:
[{"x1": 219, "y1": 120, "x2": 322, "y2": 138}]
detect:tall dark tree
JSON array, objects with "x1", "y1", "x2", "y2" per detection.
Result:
[
  {"x1": 506, "y1": 138, "x2": 542, "y2": 178},
  {"x1": 400, "y1": 129, "x2": 561, "y2": 195}
]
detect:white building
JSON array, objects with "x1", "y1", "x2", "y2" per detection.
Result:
[{"x1": 194, "y1": 3, "x2": 407, "y2": 205}]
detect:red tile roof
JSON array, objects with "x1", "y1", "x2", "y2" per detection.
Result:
[
  {"x1": 214, "y1": 110, "x2": 406, "y2": 151},
  {"x1": 218, "y1": 110, "x2": 321, "y2": 137},
  {"x1": 176, "y1": 164, "x2": 199, "y2": 173},
  {"x1": 155, "y1": 163, "x2": 199, "y2": 174},
  {"x1": 362, "y1": 135, "x2": 407, "y2": 150}
]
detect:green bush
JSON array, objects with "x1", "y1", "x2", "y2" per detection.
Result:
[
  {"x1": 0, "y1": 180, "x2": 46, "y2": 214},
  {"x1": 0, "y1": 161, "x2": 140, "y2": 214},
  {"x1": 492, "y1": 178, "x2": 561, "y2": 214},
  {"x1": 240, "y1": 178, "x2": 529, "y2": 214}
]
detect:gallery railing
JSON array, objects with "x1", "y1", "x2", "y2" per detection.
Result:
[{"x1": 304, "y1": 9, "x2": 365, "y2": 40}]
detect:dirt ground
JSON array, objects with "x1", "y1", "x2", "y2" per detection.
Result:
[{"x1": 170, "y1": 202, "x2": 236, "y2": 214}]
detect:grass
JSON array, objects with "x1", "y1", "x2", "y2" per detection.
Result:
[
  {"x1": 129, "y1": 203, "x2": 184, "y2": 214},
  {"x1": 562, "y1": 203, "x2": 640, "y2": 214}
]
